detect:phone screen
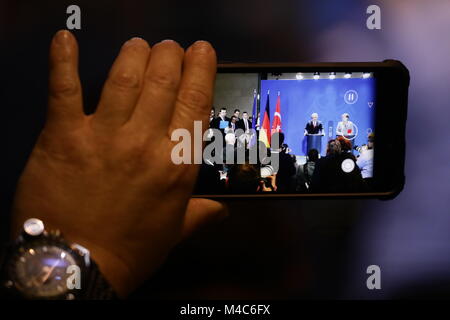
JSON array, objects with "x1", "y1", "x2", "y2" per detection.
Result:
[{"x1": 194, "y1": 71, "x2": 377, "y2": 195}]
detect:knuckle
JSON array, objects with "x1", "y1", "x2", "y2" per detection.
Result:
[
  {"x1": 50, "y1": 77, "x2": 79, "y2": 98},
  {"x1": 110, "y1": 70, "x2": 140, "y2": 89},
  {"x1": 146, "y1": 71, "x2": 179, "y2": 91},
  {"x1": 177, "y1": 86, "x2": 210, "y2": 111}
]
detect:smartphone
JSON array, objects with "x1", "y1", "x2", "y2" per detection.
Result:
[{"x1": 193, "y1": 60, "x2": 409, "y2": 199}]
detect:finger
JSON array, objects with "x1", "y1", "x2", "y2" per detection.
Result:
[
  {"x1": 180, "y1": 198, "x2": 228, "y2": 241},
  {"x1": 129, "y1": 40, "x2": 184, "y2": 134},
  {"x1": 94, "y1": 37, "x2": 150, "y2": 128},
  {"x1": 169, "y1": 40, "x2": 216, "y2": 134},
  {"x1": 48, "y1": 30, "x2": 84, "y2": 128}
]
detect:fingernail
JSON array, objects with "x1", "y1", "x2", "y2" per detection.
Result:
[
  {"x1": 55, "y1": 30, "x2": 71, "y2": 45},
  {"x1": 192, "y1": 40, "x2": 212, "y2": 52},
  {"x1": 123, "y1": 37, "x2": 147, "y2": 48}
]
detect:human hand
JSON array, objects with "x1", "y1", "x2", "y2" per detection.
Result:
[
  {"x1": 258, "y1": 175, "x2": 277, "y2": 192},
  {"x1": 11, "y1": 30, "x2": 227, "y2": 297}
]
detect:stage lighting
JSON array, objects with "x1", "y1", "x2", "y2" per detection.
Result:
[
  {"x1": 344, "y1": 72, "x2": 352, "y2": 79},
  {"x1": 295, "y1": 72, "x2": 304, "y2": 80},
  {"x1": 329, "y1": 72, "x2": 336, "y2": 80},
  {"x1": 363, "y1": 72, "x2": 371, "y2": 79},
  {"x1": 313, "y1": 72, "x2": 320, "y2": 80}
]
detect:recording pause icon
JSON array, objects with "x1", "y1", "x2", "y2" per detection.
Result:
[{"x1": 344, "y1": 90, "x2": 358, "y2": 104}]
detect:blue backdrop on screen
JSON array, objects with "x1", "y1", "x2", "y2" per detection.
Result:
[{"x1": 260, "y1": 78, "x2": 376, "y2": 156}]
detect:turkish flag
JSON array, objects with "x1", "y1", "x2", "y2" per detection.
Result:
[{"x1": 271, "y1": 92, "x2": 282, "y2": 136}]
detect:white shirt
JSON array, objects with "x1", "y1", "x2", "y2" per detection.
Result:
[
  {"x1": 357, "y1": 148, "x2": 374, "y2": 179},
  {"x1": 243, "y1": 119, "x2": 250, "y2": 132},
  {"x1": 337, "y1": 121, "x2": 355, "y2": 136}
]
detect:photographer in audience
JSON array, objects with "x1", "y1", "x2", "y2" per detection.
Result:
[
  {"x1": 356, "y1": 133, "x2": 375, "y2": 188},
  {"x1": 271, "y1": 132, "x2": 297, "y2": 193},
  {"x1": 296, "y1": 148, "x2": 319, "y2": 192}
]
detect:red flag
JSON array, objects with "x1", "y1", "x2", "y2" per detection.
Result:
[
  {"x1": 259, "y1": 90, "x2": 271, "y2": 148},
  {"x1": 271, "y1": 91, "x2": 282, "y2": 135}
]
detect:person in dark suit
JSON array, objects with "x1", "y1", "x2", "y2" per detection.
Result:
[
  {"x1": 237, "y1": 111, "x2": 251, "y2": 133},
  {"x1": 304, "y1": 112, "x2": 324, "y2": 135},
  {"x1": 226, "y1": 115, "x2": 238, "y2": 134},
  {"x1": 305, "y1": 112, "x2": 324, "y2": 153},
  {"x1": 233, "y1": 109, "x2": 241, "y2": 121},
  {"x1": 210, "y1": 107, "x2": 230, "y2": 146},
  {"x1": 210, "y1": 107, "x2": 230, "y2": 131},
  {"x1": 209, "y1": 107, "x2": 216, "y2": 124},
  {"x1": 236, "y1": 111, "x2": 252, "y2": 148}
]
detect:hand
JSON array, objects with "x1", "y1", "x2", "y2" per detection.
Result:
[
  {"x1": 11, "y1": 30, "x2": 227, "y2": 297},
  {"x1": 258, "y1": 175, "x2": 277, "y2": 192}
]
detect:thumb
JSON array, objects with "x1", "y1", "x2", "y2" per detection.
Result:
[{"x1": 181, "y1": 198, "x2": 228, "y2": 241}]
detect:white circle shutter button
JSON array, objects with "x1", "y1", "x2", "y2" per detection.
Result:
[
  {"x1": 23, "y1": 218, "x2": 45, "y2": 236},
  {"x1": 341, "y1": 158, "x2": 355, "y2": 173}
]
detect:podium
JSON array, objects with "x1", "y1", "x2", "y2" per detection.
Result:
[{"x1": 306, "y1": 134, "x2": 322, "y2": 154}]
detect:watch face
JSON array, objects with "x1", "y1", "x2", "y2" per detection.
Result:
[{"x1": 11, "y1": 245, "x2": 78, "y2": 298}]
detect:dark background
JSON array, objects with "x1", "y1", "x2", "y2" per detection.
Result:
[{"x1": 2, "y1": 0, "x2": 450, "y2": 299}]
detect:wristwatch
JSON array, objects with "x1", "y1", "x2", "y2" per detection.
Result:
[{"x1": 0, "y1": 218, "x2": 117, "y2": 300}]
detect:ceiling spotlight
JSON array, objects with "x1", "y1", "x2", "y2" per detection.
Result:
[
  {"x1": 313, "y1": 72, "x2": 320, "y2": 80},
  {"x1": 329, "y1": 72, "x2": 336, "y2": 80},
  {"x1": 344, "y1": 72, "x2": 352, "y2": 79},
  {"x1": 296, "y1": 72, "x2": 304, "y2": 80},
  {"x1": 363, "y1": 72, "x2": 371, "y2": 79},
  {"x1": 272, "y1": 72, "x2": 282, "y2": 80}
]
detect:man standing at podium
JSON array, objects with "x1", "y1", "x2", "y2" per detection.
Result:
[
  {"x1": 304, "y1": 113, "x2": 324, "y2": 153},
  {"x1": 304, "y1": 113, "x2": 324, "y2": 136}
]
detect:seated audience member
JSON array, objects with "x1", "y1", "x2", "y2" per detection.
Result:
[
  {"x1": 296, "y1": 148, "x2": 319, "y2": 192},
  {"x1": 226, "y1": 162, "x2": 277, "y2": 193},
  {"x1": 356, "y1": 133, "x2": 375, "y2": 188},
  {"x1": 336, "y1": 135, "x2": 355, "y2": 158},
  {"x1": 227, "y1": 163, "x2": 261, "y2": 193},
  {"x1": 272, "y1": 132, "x2": 297, "y2": 193},
  {"x1": 223, "y1": 131, "x2": 237, "y2": 169},
  {"x1": 310, "y1": 139, "x2": 366, "y2": 193},
  {"x1": 194, "y1": 161, "x2": 221, "y2": 194}
]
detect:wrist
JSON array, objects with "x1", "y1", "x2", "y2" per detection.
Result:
[
  {"x1": 6, "y1": 218, "x2": 126, "y2": 299},
  {"x1": 70, "y1": 238, "x2": 133, "y2": 298}
]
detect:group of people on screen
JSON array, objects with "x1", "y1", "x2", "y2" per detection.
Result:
[{"x1": 194, "y1": 108, "x2": 374, "y2": 194}]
